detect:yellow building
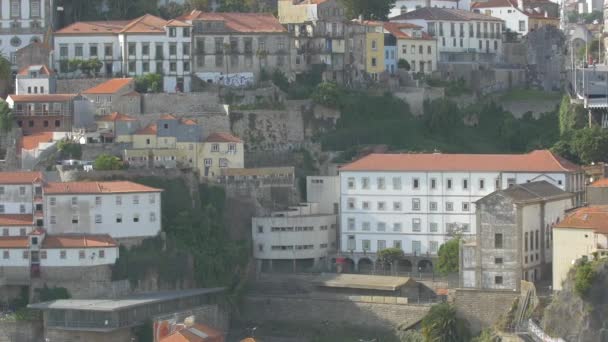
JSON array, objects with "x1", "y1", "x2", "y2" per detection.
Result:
[
  {"x1": 552, "y1": 206, "x2": 608, "y2": 291},
  {"x1": 362, "y1": 21, "x2": 385, "y2": 80},
  {"x1": 199, "y1": 132, "x2": 245, "y2": 180}
]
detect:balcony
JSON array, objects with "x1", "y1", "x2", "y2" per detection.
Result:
[{"x1": 13, "y1": 110, "x2": 67, "y2": 117}]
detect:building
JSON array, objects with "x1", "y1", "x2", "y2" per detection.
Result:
[
  {"x1": 5, "y1": 94, "x2": 76, "y2": 134},
  {"x1": 552, "y1": 206, "x2": 608, "y2": 291},
  {"x1": 82, "y1": 78, "x2": 141, "y2": 115},
  {"x1": 199, "y1": 132, "x2": 244, "y2": 180},
  {"x1": 390, "y1": 8, "x2": 504, "y2": 63},
  {"x1": 383, "y1": 22, "x2": 437, "y2": 73},
  {"x1": 360, "y1": 21, "x2": 385, "y2": 81},
  {"x1": 460, "y1": 181, "x2": 573, "y2": 292},
  {"x1": 0, "y1": 171, "x2": 44, "y2": 227},
  {"x1": 471, "y1": 0, "x2": 559, "y2": 36},
  {"x1": 15, "y1": 42, "x2": 52, "y2": 70},
  {"x1": 389, "y1": 0, "x2": 471, "y2": 18},
  {"x1": 338, "y1": 150, "x2": 583, "y2": 272},
  {"x1": 178, "y1": 11, "x2": 291, "y2": 86},
  {"x1": 95, "y1": 112, "x2": 140, "y2": 143},
  {"x1": 252, "y1": 202, "x2": 337, "y2": 272},
  {"x1": 0, "y1": 0, "x2": 52, "y2": 67},
  {"x1": 15, "y1": 64, "x2": 55, "y2": 95},
  {"x1": 43, "y1": 181, "x2": 163, "y2": 240},
  {"x1": 586, "y1": 178, "x2": 608, "y2": 204},
  {"x1": 306, "y1": 176, "x2": 340, "y2": 214},
  {"x1": 217, "y1": 167, "x2": 295, "y2": 188},
  {"x1": 0, "y1": 214, "x2": 36, "y2": 236},
  {"x1": 54, "y1": 14, "x2": 192, "y2": 92}
]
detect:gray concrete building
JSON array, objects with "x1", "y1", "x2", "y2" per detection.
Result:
[
  {"x1": 461, "y1": 181, "x2": 573, "y2": 291},
  {"x1": 587, "y1": 178, "x2": 608, "y2": 204}
]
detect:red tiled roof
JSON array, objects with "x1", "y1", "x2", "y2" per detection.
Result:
[
  {"x1": 41, "y1": 234, "x2": 117, "y2": 249},
  {"x1": 205, "y1": 132, "x2": 243, "y2": 143},
  {"x1": 17, "y1": 64, "x2": 54, "y2": 76},
  {"x1": 160, "y1": 323, "x2": 223, "y2": 342},
  {"x1": 0, "y1": 214, "x2": 34, "y2": 226},
  {"x1": 21, "y1": 132, "x2": 54, "y2": 150},
  {"x1": 83, "y1": 78, "x2": 134, "y2": 94},
  {"x1": 55, "y1": 20, "x2": 131, "y2": 35},
  {"x1": 555, "y1": 206, "x2": 608, "y2": 234},
  {"x1": 135, "y1": 123, "x2": 157, "y2": 135},
  {"x1": 391, "y1": 7, "x2": 503, "y2": 21},
  {"x1": 44, "y1": 181, "x2": 162, "y2": 194},
  {"x1": 340, "y1": 150, "x2": 580, "y2": 172},
  {"x1": 383, "y1": 22, "x2": 434, "y2": 40},
  {"x1": 180, "y1": 118, "x2": 197, "y2": 126},
  {"x1": 7, "y1": 94, "x2": 76, "y2": 102},
  {"x1": 0, "y1": 236, "x2": 29, "y2": 248},
  {"x1": 96, "y1": 112, "x2": 137, "y2": 122},
  {"x1": 180, "y1": 11, "x2": 286, "y2": 33},
  {"x1": 0, "y1": 171, "x2": 44, "y2": 184},
  {"x1": 159, "y1": 114, "x2": 178, "y2": 120},
  {"x1": 120, "y1": 14, "x2": 168, "y2": 34},
  {"x1": 590, "y1": 178, "x2": 608, "y2": 187}
]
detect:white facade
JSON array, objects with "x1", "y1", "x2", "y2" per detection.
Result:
[
  {"x1": 474, "y1": 6, "x2": 531, "y2": 34},
  {"x1": 38, "y1": 247, "x2": 118, "y2": 267},
  {"x1": 0, "y1": 183, "x2": 37, "y2": 214},
  {"x1": 389, "y1": 0, "x2": 470, "y2": 17},
  {"x1": 340, "y1": 169, "x2": 579, "y2": 256},
  {"x1": 306, "y1": 176, "x2": 340, "y2": 215},
  {"x1": 43, "y1": 192, "x2": 162, "y2": 238},
  {"x1": 0, "y1": 0, "x2": 49, "y2": 65}
]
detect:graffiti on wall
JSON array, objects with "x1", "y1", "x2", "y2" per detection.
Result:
[{"x1": 196, "y1": 72, "x2": 255, "y2": 87}]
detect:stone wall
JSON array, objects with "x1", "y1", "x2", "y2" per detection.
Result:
[
  {"x1": 79, "y1": 143, "x2": 132, "y2": 161},
  {"x1": 45, "y1": 326, "x2": 132, "y2": 342},
  {"x1": 0, "y1": 320, "x2": 43, "y2": 342},
  {"x1": 394, "y1": 87, "x2": 445, "y2": 116},
  {"x1": 453, "y1": 288, "x2": 519, "y2": 334},
  {"x1": 56, "y1": 78, "x2": 112, "y2": 94},
  {"x1": 240, "y1": 295, "x2": 430, "y2": 330},
  {"x1": 142, "y1": 92, "x2": 222, "y2": 113}
]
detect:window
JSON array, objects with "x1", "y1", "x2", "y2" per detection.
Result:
[
  {"x1": 462, "y1": 202, "x2": 470, "y2": 211},
  {"x1": 393, "y1": 201, "x2": 402, "y2": 211},
  {"x1": 377, "y1": 222, "x2": 386, "y2": 231},
  {"x1": 2, "y1": 228, "x2": 7, "y2": 236},
  {"x1": 362, "y1": 240, "x2": 371, "y2": 251},
  {"x1": 0, "y1": 205, "x2": 3, "y2": 214},
  {"x1": 462, "y1": 223, "x2": 470, "y2": 232},
  {"x1": 79, "y1": 250, "x2": 85, "y2": 259},
  {"x1": 392, "y1": 177, "x2": 402, "y2": 190},
  {"x1": 362, "y1": 222, "x2": 370, "y2": 231},
  {"x1": 95, "y1": 215, "x2": 102, "y2": 224},
  {"x1": 361, "y1": 177, "x2": 370, "y2": 189},
  {"x1": 371, "y1": 40, "x2": 377, "y2": 50},
  {"x1": 377, "y1": 177, "x2": 385, "y2": 189},
  {"x1": 50, "y1": 216, "x2": 56, "y2": 224},
  {"x1": 479, "y1": 179, "x2": 485, "y2": 190},
  {"x1": 149, "y1": 194, "x2": 156, "y2": 204},
  {"x1": 211, "y1": 143, "x2": 220, "y2": 152},
  {"x1": 362, "y1": 201, "x2": 370, "y2": 210},
  {"x1": 143, "y1": 62, "x2": 149, "y2": 72},
  {"x1": 99, "y1": 250, "x2": 105, "y2": 258},
  {"x1": 495, "y1": 233, "x2": 503, "y2": 248},
  {"x1": 183, "y1": 28, "x2": 190, "y2": 37},
  {"x1": 31, "y1": 0, "x2": 41, "y2": 17},
  {"x1": 377, "y1": 240, "x2": 386, "y2": 250},
  {"x1": 518, "y1": 20, "x2": 526, "y2": 32},
  {"x1": 430, "y1": 178, "x2": 437, "y2": 189},
  {"x1": 429, "y1": 202, "x2": 438, "y2": 211},
  {"x1": 72, "y1": 215, "x2": 79, "y2": 224},
  {"x1": 429, "y1": 241, "x2": 439, "y2": 254},
  {"x1": 0, "y1": 186, "x2": 3, "y2": 195},
  {"x1": 535, "y1": 230, "x2": 539, "y2": 250},
  {"x1": 258, "y1": 244, "x2": 264, "y2": 252},
  {"x1": 116, "y1": 196, "x2": 122, "y2": 205},
  {"x1": 116, "y1": 214, "x2": 122, "y2": 223},
  {"x1": 20, "y1": 205, "x2": 25, "y2": 213},
  {"x1": 183, "y1": 43, "x2": 190, "y2": 56},
  {"x1": 150, "y1": 212, "x2": 156, "y2": 222},
  {"x1": 133, "y1": 195, "x2": 139, "y2": 205},
  {"x1": 347, "y1": 198, "x2": 355, "y2": 209},
  {"x1": 169, "y1": 44, "x2": 177, "y2": 56},
  {"x1": 347, "y1": 177, "x2": 355, "y2": 189},
  {"x1": 393, "y1": 223, "x2": 402, "y2": 232},
  {"x1": 495, "y1": 178, "x2": 500, "y2": 189},
  {"x1": 446, "y1": 202, "x2": 453, "y2": 211},
  {"x1": 23, "y1": 251, "x2": 29, "y2": 259},
  {"x1": 463, "y1": 179, "x2": 468, "y2": 189},
  {"x1": 184, "y1": 61, "x2": 190, "y2": 72},
  {"x1": 170, "y1": 62, "x2": 177, "y2": 72},
  {"x1": 105, "y1": 44, "x2": 113, "y2": 57},
  {"x1": 371, "y1": 57, "x2": 377, "y2": 67},
  {"x1": 377, "y1": 202, "x2": 386, "y2": 210},
  {"x1": 413, "y1": 178, "x2": 420, "y2": 189},
  {"x1": 19, "y1": 186, "x2": 25, "y2": 195},
  {"x1": 169, "y1": 27, "x2": 177, "y2": 37},
  {"x1": 446, "y1": 179, "x2": 452, "y2": 189},
  {"x1": 393, "y1": 240, "x2": 402, "y2": 249},
  {"x1": 507, "y1": 178, "x2": 516, "y2": 187},
  {"x1": 495, "y1": 257, "x2": 503, "y2": 264},
  {"x1": 495, "y1": 276, "x2": 503, "y2": 285},
  {"x1": 347, "y1": 218, "x2": 355, "y2": 230},
  {"x1": 412, "y1": 218, "x2": 421, "y2": 232},
  {"x1": 128, "y1": 43, "x2": 136, "y2": 56},
  {"x1": 219, "y1": 158, "x2": 229, "y2": 168},
  {"x1": 412, "y1": 240, "x2": 421, "y2": 254},
  {"x1": 10, "y1": 0, "x2": 20, "y2": 17},
  {"x1": 430, "y1": 222, "x2": 438, "y2": 232},
  {"x1": 133, "y1": 214, "x2": 140, "y2": 223},
  {"x1": 257, "y1": 225, "x2": 264, "y2": 233},
  {"x1": 19, "y1": 228, "x2": 25, "y2": 236},
  {"x1": 3, "y1": 251, "x2": 8, "y2": 259}
]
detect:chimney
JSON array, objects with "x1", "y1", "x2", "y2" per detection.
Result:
[{"x1": 517, "y1": 0, "x2": 524, "y2": 10}]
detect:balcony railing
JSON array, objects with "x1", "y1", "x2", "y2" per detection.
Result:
[{"x1": 14, "y1": 110, "x2": 67, "y2": 117}]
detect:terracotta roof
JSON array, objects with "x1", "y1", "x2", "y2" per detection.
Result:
[
  {"x1": 41, "y1": 234, "x2": 117, "y2": 249},
  {"x1": 159, "y1": 114, "x2": 178, "y2": 120},
  {"x1": 44, "y1": 181, "x2": 162, "y2": 194},
  {"x1": 160, "y1": 323, "x2": 223, "y2": 342},
  {"x1": 96, "y1": 112, "x2": 137, "y2": 122},
  {"x1": 7, "y1": 94, "x2": 76, "y2": 102},
  {"x1": 120, "y1": 14, "x2": 168, "y2": 34},
  {"x1": 180, "y1": 118, "x2": 198, "y2": 126},
  {"x1": 472, "y1": 0, "x2": 516, "y2": 8},
  {"x1": 0, "y1": 214, "x2": 34, "y2": 226},
  {"x1": 135, "y1": 123, "x2": 157, "y2": 135},
  {"x1": 21, "y1": 132, "x2": 54, "y2": 150},
  {"x1": 83, "y1": 78, "x2": 134, "y2": 94},
  {"x1": 340, "y1": 150, "x2": 580, "y2": 172},
  {"x1": 0, "y1": 236, "x2": 29, "y2": 248},
  {"x1": 205, "y1": 132, "x2": 243, "y2": 143},
  {"x1": 180, "y1": 11, "x2": 286, "y2": 33},
  {"x1": 590, "y1": 178, "x2": 608, "y2": 187},
  {"x1": 0, "y1": 171, "x2": 44, "y2": 184},
  {"x1": 17, "y1": 64, "x2": 54, "y2": 76},
  {"x1": 555, "y1": 206, "x2": 608, "y2": 234},
  {"x1": 55, "y1": 20, "x2": 131, "y2": 35},
  {"x1": 122, "y1": 91, "x2": 141, "y2": 97},
  {"x1": 391, "y1": 8, "x2": 503, "y2": 21},
  {"x1": 383, "y1": 22, "x2": 434, "y2": 40}
]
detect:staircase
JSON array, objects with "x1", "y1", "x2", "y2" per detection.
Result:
[{"x1": 512, "y1": 284, "x2": 534, "y2": 330}]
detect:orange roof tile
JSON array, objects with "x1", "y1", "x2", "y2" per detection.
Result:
[
  {"x1": 555, "y1": 206, "x2": 608, "y2": 234},
  {"x1": 83, "y1": 78, "x2": 134, "y2": 94},
  {"x1": 55, "y1": 20, "x2": 131, "y2": 35},
  {"x1": 160, "y1": 323, "x2": 223, "y2": 342},
  {"x1": 135, "y1": 123, "x2": 157, "y2": 135},
  {"x1": 180, "y1": 118, "x2": 198, "y2": 126},
  {"x1": 7, "y1": 94, "x2": 76, "y2": 102},
  {"x1": 205, "y1": 132, "x2": 243, "y2": 143},
  {"x1": 120, "y1": 14, "x2": 168, "y2": 34},
  {"x1": 0, "y1": 171, "x2": 44, "y2": 184},
  {"x1": 44, "y1": 181, "x2": 162, "y2": 194},
  {"x1": 180, "y1": 11, "x2": 286, "y2": 33},
  {"x1": 159, "y1": 114, "x2": 178, "y2": 120},
  {"x1": 0, "y1": 214, "x2": 34, "y2": 226},
  {"x1": 0, "y1": 236, "x2": 29, "y2": 248},
  {"x1": 17, "y1": 64, "x2": 54, "y2": 76},
  {"x1": 122, "y1": 91, "x2": 141, "y2": 97},
  {"x1": 383, "y1": 22, "x2": 434, "y2": 40},
  {"x1": 166, "y1": 19, "x2": 192, "y2": 27},
  {"x1": 96, "y1": 112, "x2": 138, "y2": 122},
  {"x1": 21, "y1": 132, "x2": 54, "y2": 150},
  {"x1": 41, "y1": 234, "x2": 117, "y2": 249},
  {"x1": 340, "y1": 150, "x2": 580, "y2": 172},
  {"x1": 590, "y1": 178, "x2": 608, "y2": 187}
]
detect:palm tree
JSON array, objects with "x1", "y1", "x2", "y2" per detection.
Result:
[{"x1": 422, "y1": 303, "x2": 471, "y2": 342}]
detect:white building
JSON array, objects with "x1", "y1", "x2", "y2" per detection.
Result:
[
  {"x1": 390, "y1": 7, "x2": 504, "y2": 62},
  {"x1": 389, "y1": 0, "x2": 471, "y2": 18},
  {"x1": 0, "y1": 0, "x2": 50, "y2": 66},
  {"x1": 306, "y1": 176, "x2": 340, "y2": 215},
  {"x1": 471, "y1": 0, "x2": 560, "y2": 36},
  {"x1": 252, "y1": 203, "x2": 338, "y2": 272},
  {"x1": 53, "y1": 14, "x2": 192, "y2": 93},
  {"x1": 383, "y1": 22, "x2": 438, "y2": 73},
  {"x1": 0, "y1": 214, "x2": 36, "y2": 237},
  {"x1": 43, "y1": 181, "x2": 163, "y2": 240},
  {"x1": 15, "y1": 64, "x2": 56, "y2": 95},
  {"x1": 339, "y1": 150, "x2": 583, "y2": 267},
  {"x1": 0, "y1": 172, "x2": 44, "y2": 227}
]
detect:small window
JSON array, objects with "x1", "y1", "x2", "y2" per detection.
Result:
[
  {"x1": 19, "y1": 187, "x2": 25, "y2": 195},
  {"x1": 133, "y1": 214, "x2": 140, "y2": 223},
  {"x1": 95, "y1": 215, "x2": 102, "y2": 224},
  {"x1": 0, "y1": 204, "x2": 4, "y2": 213},
  {"x1": 95, "y1": 196, "x2": 102, "y2": 205},
  {"x1": 446, "y1": 202, "x2": 453, "y2": 211},
  {"x1": 19, "y1": 228, "x2": 26, "y2": 236},
  {"x1": 60, "y1": 250, "x2": 66, "y2": 259},
  {"x1": 99, "y1": 250, "x2": 105, "y2": 258},
  {"x1": 479, "y1": 179, "x2": 485, "y2": 190},
  {"x1": 0, "y1": 186, "x2": 4, "y2": 195},
  {"x1": 393, "y1": 223, "x2": 402, "y2": 232},
  {"x1": 257, "y1": 226, "x2": 263, "y2": 233},
  {"x1": 72, "y1": 216, "x2": 79, "y2": 224},
  {"x1": 50, "y1": 216, "x2": 56, "y2": 224},
  {"x1": 2, "y1": 228, "x2": 7, "y2": 236},
  {"x1": 495, "y1": 276, "x2": 503, "y2": 285},
  {"x1": 362, "y1": 201, "x2": 370, "y2": 210},
  {"x1": 150, "y1": 212, "x2": 156, "y2": 222},
  {"x1": 413, "y1": 178, "x2": 420, "y2": 189},
  {"x1": 41, "y1": 251, "x2": 47, "y2": 259},
  {"x1": 462, "y1": 202, "x2": 470, "y2": 211},
  {"x1": 412, "y1": 198, "x2": 421, "y2": 211},
  {"x1": 347, "y1": 198, "x2": 356, "y2": 210},
  {"x1": 133, "y1": 195, "x2": 139, "y2": 204},
  {"x1": 429, "y1": 202, "x2": 438, "y2": 211},
  {"x1": 495, "y1": 233, "x2": 503, "y2": 248},
  {"x1": 495, "y1": 257, "x2": 503, "y2": 264},
  {"x1": 463, "y1": 179, "x2": 468, "y2": 189},
  {"x1": 377, "y1": 202, "x2": 386, "y2": 210},
  {"x1": 23, "y1": 251, "x2": 29, "y2": 259},
  {"x1": 71, "y1": 197, "x2": 77, "y2": 206},
  {"x1": 3, "y1": 251, "x2": 8, "y2": 259},
  {"x1": 19, "y1": 205, "x2": 25, "y2": 213},
  {"x1": 412, "y1": 218, "x2": 421, "y2": 232},
  {"x1": 361, "y1": 177, "x2": 370, "y2": 189},
  {"x1": 79, "y1": 250, "x2": 85, "y2": 259},
  {"x1": 116, "y1": 196, "x2": 122, "y2": 205},
  {"x1": 430, "y1": 222, "x2": 438, "y2": 232},
  {"x1": 446, "y1": 179, "x2": 452, "y2": 189},
  {"x1": 116, "y1": 214, "x2": 122, "y2": 223},
  {"x1": 393, "y1": 202, "x2": 402, "y2": 211},
  {"x1": 392, "y1": 177, "x2": 402, "y2": 190},
  {"x1": 430, "y1": 178, "x2": 437, "y2": 189},
  {"x1": 149, "y1": 194, "x2": 156, "y2": 204},
  {"x1": 377, "y1": 177, "x2": 386, "y2": 190},
  {"x1": 347, "y1": 177, "x2": 355, "y2": 189}
]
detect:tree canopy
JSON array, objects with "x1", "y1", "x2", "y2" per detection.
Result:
[
  {"x1": 422, "y1": 303, "x2": 471, "y2": 342},
  {"x1": 93, "y1": 154, "x2": 124, "y2": 170},
  {"x1": 340, "y1": 0, "x2": 396, "y2": 20},
  {"x1": 312, "y1": 82, "x2": 341, "y2": 108},
  {"x1": 436, "y1": 237, "x2": 460, "y2": 275},
  {"x1": 0, "y1": 100, "x2": 13, "y2": 132}
]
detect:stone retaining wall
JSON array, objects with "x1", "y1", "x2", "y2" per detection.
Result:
[
  {"x1": 0, "y1": 320, "x2": 43, "y2": 342},
  {"x1": 453, "y1": 288, "x2": 519, "y2": 334}
]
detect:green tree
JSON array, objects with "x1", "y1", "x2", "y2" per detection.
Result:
[
  {"x1": 135, "y1": 73, "x2": 163, "y2": 93},
  {"x1": 436, "y1": 237, "x2": 460, "y2": 275},
  {"x1": 397, "y1": 58, "x2": 410, "y2": 70},
  {"x1": 422, "y1": 303, "x2": 471, "y2": 342},
  {"x1": 558, "y1": 95, "x2": 586, "y2": 136},
  {"x1": 218, "y1": 0, "x2": 250, "y2": 12},
  {"x1": 271, "y1": 68, "x2": 290, "y2": 92},
  {"x1": 340, "y1": 0, "x2": 396, "y2": 20},
  {"x1": 0, "y1": 100, "x2": 13, "y2": 132},
  {"x1": 574, "y1": 260, "x2": 596, "y2": 297},
  {"x1": 190, "y1": 0, "x2": 210, "y2": 10},
  {"x1": 93, "y1": 154, "x2": 124, "y2": 170},
  {"x1": 570, "y1": 126, "x2": 608, "y2": 164},
  {"x1": 312, "y1": 82, "x2": 341, "y2": 108},
  {"x1": 377, "y1": 247, "x2": 404, "y2": 271},
  {"x1": 57, "y1": 140, "x2": 82, "y2": 159},
  {"x1": 0, "y1": 54, "x2": 11, "y2": 81}
]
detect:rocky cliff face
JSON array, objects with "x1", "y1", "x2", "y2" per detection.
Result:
[{"x1": 543, "y1": 260, "x2": 608, "y2": 342}]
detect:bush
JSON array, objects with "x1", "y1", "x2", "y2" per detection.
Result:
[
  {"x1": 397, "y1": 58, "x2": 410, "y2": 70},
  {"x1": 57, "y1": 139, "x2": 82, "y2": 159},
  {"x1": 93, "y1": 154, "x2": 124, "y2": 170},
  {"x1": 36, "y1": 285, "x2": 70, "y2": 302},
  {"x1": 422, "y1": 303, "x2": 471, "y2": 341},
  {"x1": 377, "y1": 247, "x2": 405, "y2": 266},
  {"x1": 135, "y1": 73, "x2": 163, "y2": 93},
  {"x1": 437, "y1": 237, "x2": 460, "y2": 275},
  {"x1": 574, "y1": 260, "x2": 596, "y2": 297},
  {"x1": 311, "y1": 82, "x2": 341, "y2": 108}
]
